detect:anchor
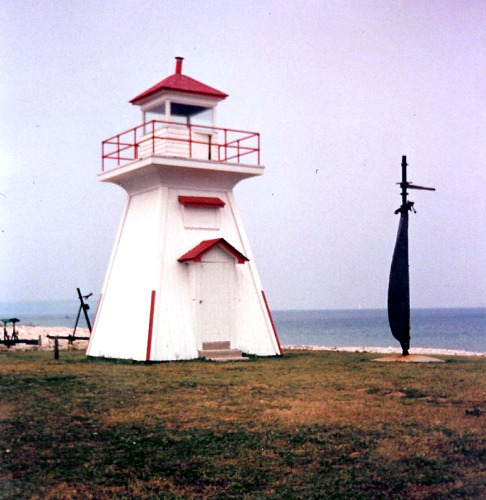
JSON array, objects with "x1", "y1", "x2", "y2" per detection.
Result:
[{"x1": 47, "y1": 288, "x2": 92, "y2": 356}]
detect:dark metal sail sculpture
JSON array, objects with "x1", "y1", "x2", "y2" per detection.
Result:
[{"x1": 388, "y1": 156, "x2": 435, "y2": 355}]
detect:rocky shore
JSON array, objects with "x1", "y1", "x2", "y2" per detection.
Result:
[{"x1": 0, "y1": 326, "x2": 90, "y2": 351}]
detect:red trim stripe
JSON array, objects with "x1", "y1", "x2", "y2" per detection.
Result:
[
  {"x1": 261, "y1": 290, "x2": 283, "y2": 355},
  {"x1": 146, "y1": 290, "x2": 156, "y2": 361}
]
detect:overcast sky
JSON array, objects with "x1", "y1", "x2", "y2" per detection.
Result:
[{"x1": 1, "y1": 0, "x2": 485, "y2": 310}]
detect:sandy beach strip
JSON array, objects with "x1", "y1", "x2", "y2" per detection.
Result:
[
  {"x1": 0, "y1": 326, "x2": 90, "y2": 351},
  {"x1": 283, "y1": 345, "x2": 486, "y2": 357},
  {"x1": 1, "y1": 327, "x2": 484, "y2": 357}
]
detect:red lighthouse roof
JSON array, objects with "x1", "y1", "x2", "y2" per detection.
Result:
[
  {"x1": 178, "y1": 238, "x2": 249, "y2": 264},
  {"x1": 130, "y1": 57, "x2": 228, "y2": 105}
]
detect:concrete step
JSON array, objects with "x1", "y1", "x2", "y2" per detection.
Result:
[
  {"x1": 198, "y1": 341, "x2": 248, "y2": 362},
  {"x1": 202, "y1": 341, "x2": 230, "y2": 351},
  {"x1": 198, "y1": 348, "x2": 243, "y2": 359}
]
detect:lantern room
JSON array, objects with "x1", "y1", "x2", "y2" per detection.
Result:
[
  {"x1": 123, "y1": 57, "x2": 228, "y2": 161},
  {"x1": 131, "y1": 57, "x2": 227, "y2": 127},
  {"x1": 101, "y1": 57, "x2": 259, "y2": 169}
]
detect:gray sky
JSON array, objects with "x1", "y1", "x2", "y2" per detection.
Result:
[{"x1": 1, "y1": 0, "x2": 485, "y2": 309}]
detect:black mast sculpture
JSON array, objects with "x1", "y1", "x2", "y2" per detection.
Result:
[{"x1": 388, "y1": 156, "x2": 435, "y2": 356}]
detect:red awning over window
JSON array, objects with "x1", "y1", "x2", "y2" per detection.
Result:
[
  {"x1": 178, "y1": 238, "x2": 249, "y2": 264},
  {"x1": 178, "y1": 196, "x2": 225, "y2": 208}
]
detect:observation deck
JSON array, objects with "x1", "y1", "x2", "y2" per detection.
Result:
[{"x1": 101, "y1": 119, "x2": 260, "y2": 172}]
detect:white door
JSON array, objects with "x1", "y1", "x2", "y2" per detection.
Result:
[{"x1": 197, "y1": 262, "x2": 234, "y2": 344}]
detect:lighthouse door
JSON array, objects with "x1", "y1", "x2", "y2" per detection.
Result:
[{"x1": 196, "y1": 258, "x2": 235, "y2": 345}]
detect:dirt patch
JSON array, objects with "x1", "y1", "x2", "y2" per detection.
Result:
[{"x1": 387, "y1": 391, "x2": 406, "y2": 397}]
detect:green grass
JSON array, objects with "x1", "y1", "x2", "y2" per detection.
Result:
[{"x1": 0, "y1": 350, "x2": 485, "y2": 499}]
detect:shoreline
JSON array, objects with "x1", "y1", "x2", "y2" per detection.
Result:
[
  {"x1": 0, "y1": 326, "x2": 90, "y2": 351},
  {"x1": 1, "y1": 327, "x2": 485, "y2": 357},
  {"x1": 283, "y1": 345, "x2": 486, "y2": 357}
]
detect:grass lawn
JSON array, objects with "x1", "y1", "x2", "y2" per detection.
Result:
[{"x1": 0, "y1": 350, "x2": 485, "y2": 499}]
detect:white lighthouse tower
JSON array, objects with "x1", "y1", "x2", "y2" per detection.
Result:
[{"x1": 87, "y1": 57, "x2": 282, "y2": 361}]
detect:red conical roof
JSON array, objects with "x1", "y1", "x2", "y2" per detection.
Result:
[{"x1": 130, "y1": 57, "x2": 228, "y2": 105}]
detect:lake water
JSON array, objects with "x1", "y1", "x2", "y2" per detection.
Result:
[
  {"x1": 0, "y1": 301, "x2": 484, "y2": 352},
  {"x1": 273, "y1": 308, "x2": 486, "y2": 352}
]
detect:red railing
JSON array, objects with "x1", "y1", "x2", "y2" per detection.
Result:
[{"x1": 101, "y1": 120, "x2": 260, "y2": 171}]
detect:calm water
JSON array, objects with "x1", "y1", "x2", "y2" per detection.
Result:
[
  {"x1": 273, "y1": 308, "x2": 486, "y2": 352},
  {"x1": 0, "y1": 300, "x2": 92, "y2": 329},
  {"x1": 0, "y1": 301, "x2": 484, "y2": 352}
]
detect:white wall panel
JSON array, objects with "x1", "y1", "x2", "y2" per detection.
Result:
[{"x1": 88, "y1": 188, "x2": 162, "y2": 360}]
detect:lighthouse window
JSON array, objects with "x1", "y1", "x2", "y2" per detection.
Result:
[
  {"x1": 145, "y1": 103, "x2": 166, "y2": 123},
  {"x1": 183, "y1": 206, "x2": 219, "y2": 230},
  {"x1": 171, "y1": 103, "x2": 213, "y2": 126},
  {"x1": 190, "y1": 108, "x2": 213, "y2": 126}
]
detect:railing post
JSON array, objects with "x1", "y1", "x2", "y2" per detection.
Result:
[
  {"x1": 134, "y1": 128, "x2": 138, "y2": 160},
  {"x1": 101, "y1": 142, "x2": 105, "y2": 172},
  {"x1": 237, "y1": 139, "x2": 240, "y2": 163},
  {"x1": 224, "y1": 129, "x2": 228, "y2": 162},
  {"x1": 117, "y1": 136, "x2": 120, "y2": 166},
  {"x1": 152, "y1": 120, "x2": 155, "y2": 155},
  {"x1": 257, "y1": 133, "x2": 260, "y2": 165},
  {"x1": 189, "y1": 123, "x2": 192, "y2": 159}
]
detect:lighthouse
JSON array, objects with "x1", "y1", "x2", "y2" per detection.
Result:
[{"x1": 87, "y1": 57, "x2": 282, "y2": 361}]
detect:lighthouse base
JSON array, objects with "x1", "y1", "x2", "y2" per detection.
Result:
[{"x1": 87, "y1": 157, "x2": 282, "y2": 362}]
